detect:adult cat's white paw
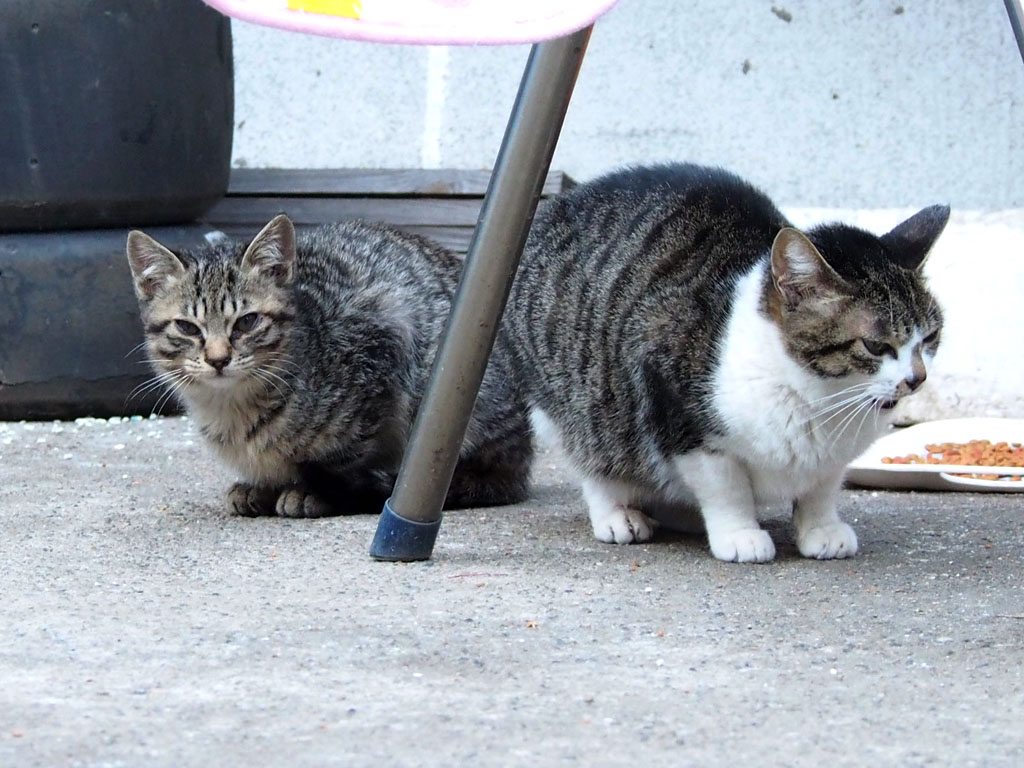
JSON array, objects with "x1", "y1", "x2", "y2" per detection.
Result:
[
  {"x1": 591, "y1": 506, "x2": 655, "y2": 545},
  {"x1": 708, "y1": 527, "x2": 776, "y2": 563},
  {"x1": 798, "y1": 522, "x2": 858, "y2": 560}
]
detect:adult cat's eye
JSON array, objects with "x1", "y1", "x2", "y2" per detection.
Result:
[
  {"x1": 861, "y1": 338, "x2": 896, "y2": 358},
  {"x1": 233, "y1": 312, "x2": 260, "y2": 334},
  {"x1": 175, "y1": 319, "x2": 202, "y2": 337}
]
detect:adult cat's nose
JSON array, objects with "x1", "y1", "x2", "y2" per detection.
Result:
[
  {"x1": 904, "y1": 349, "x2": 927, "y2": 392},
  {"x1": 903, "y1": 370, "x2": 926, "y2": 392}
]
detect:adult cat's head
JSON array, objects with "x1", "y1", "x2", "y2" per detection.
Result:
[
  {"x1": 767, "y1": 205, "x2": 949, "y2": 411},
  {"x1": 126, "y1": 214, "x2": 298, "y2": 396}
]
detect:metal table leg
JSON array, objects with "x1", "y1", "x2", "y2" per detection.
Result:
[
  {"x1": 1006, "y1": 0, "x2": 1024, "y2": 66},
  {"x1": 369, "y1": 26, "x2": 592, "y2": 561}
]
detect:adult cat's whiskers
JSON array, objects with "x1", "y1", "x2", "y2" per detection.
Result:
[
  {"x1": 826, "y1": 396, "x2": 877, "y2": 444},
  {"x1": 800, "y1": 383, "x2": 874, "y2": 429},
  {"x1": 815, "y1": 393, "x2": 871, "y2": 432},
  {"x1": 805, "y1": 382, "x2": 874, "y2": 407},
  {"x1": 810, "y1": 393, "x2": 873, "y2": 423},
  {"x1": 802, "y1": 384, "x2": 882, "y2": 448},
  {"x1": 849, "y1": 397, "x2": 881, "y2": 446}
]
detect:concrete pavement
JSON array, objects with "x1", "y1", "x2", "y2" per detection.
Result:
[{"x1": 1, "y1": 415, "x2": 1021, "y2": 767}]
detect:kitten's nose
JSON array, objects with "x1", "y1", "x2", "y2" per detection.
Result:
[
  {"x1": 205, "y1": 338, "x2": 231, "y2": 372},
  {"x1": 206, "y1": 354, "x2": 231, "y2": 372}
]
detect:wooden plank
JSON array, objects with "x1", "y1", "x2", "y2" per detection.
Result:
[
  {"x1": 226, "y1": 168, "x2": 575, "y2": 197},
  {"x1": 208, "y1": 223, "x2": 475, "y2": 254},
  {"x1": 207, "y1": 167, "x2": 577, "y2": 256},
  {"x1": 204, "y1": 196, "x2": 484, "y2": 228}
]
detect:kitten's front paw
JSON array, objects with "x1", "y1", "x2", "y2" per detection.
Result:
[
  {"x1": 708, "y1": 528, "x2": 776, "y2": 563},
  {"x1": 591, "y1": 506, "x2": 656, "y2": 545},
  {"x1": 798, "y1": 522, "x2": 858, "y2": 560},
  {"x1": 227, "y1": 482, "x2": 276, "y2": 516},
  {"x1": 276, "y1": 488, "x2": 334, "y2": 518}
]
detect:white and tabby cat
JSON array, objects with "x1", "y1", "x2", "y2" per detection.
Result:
[
  {"x1": 127, "y1": 215, "x2": 532, "y2": 517},
  {"x1": 506, "y1": 163, "x2": 948, "y2": 562}
]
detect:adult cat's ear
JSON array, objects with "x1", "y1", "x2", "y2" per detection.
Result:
[
  {"x1": 881, "y1": 204, "x2": 950, "y2": 271},
  {"x1": 770, "y1": 228, "x2": 844, "y2": 307},
  {"x1": 126, "y1": 231, "x2": 186, "y2": 300},
  {"x1": 241, "y1": 214, "x2": 296, "y2": 285}
]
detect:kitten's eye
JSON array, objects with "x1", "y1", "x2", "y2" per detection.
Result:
[
  {"x1": 233, "y1": 312, "x2": 260, "y2": 334},
  {"x1": 861, "y1": 339, "x2": 896, "y2": 358},
  {"x1": 923, "y1": 330, "x2": 940, "y2": 345},
  {"x1": 175, "y1": 319, "x2": 202, "y2": 337}
]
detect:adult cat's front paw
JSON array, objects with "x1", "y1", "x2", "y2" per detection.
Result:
[
  {"x1": 276, "y1": 488, "x2": 334, "y2": 518},
  {"x1": 590, "y1": 506, "x2": 656, "y2": 545},
  {"x1": 708, "y1": 527, "x2": 776, "y2": 563},
  {"x1": 798, "y1": 522, "x2": 858, "y2": 560}
]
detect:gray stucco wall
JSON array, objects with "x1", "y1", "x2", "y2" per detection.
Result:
[
  {"x1": 226, "y1": 0, "x2": 1024, "y2": 420},
  {"x1": 230, "y1": 0, "x2": 1023, "y2": 209}
]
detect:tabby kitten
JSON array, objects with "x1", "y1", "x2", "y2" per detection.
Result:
[
  {"x1": 506, "y1": 163, "x2": 948, "y2": 562},
  {"x1": 126, "y1": 215, "x2": 531, "y2": 517}
]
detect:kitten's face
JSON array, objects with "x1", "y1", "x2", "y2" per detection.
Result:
[
  {"x1": 768, "y1": 206, "x2": 948, "y2": 412},
  {"x1": 126, "y1": 216, "x2": 297, "y2": 397}
]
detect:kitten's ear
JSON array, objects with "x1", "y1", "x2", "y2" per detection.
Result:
[
  {"x1": 126, "y1": 231, "x2": 186, "y2": 300},
  {"x1": 770, "y1": 227, "x2": 844, "y2": 307},
  {"x1": 881, "y1": 204, "x2": 950, "y2": 271},
  {"x1": 241, "y1": 214, "x2": 296, "y2": 285}
]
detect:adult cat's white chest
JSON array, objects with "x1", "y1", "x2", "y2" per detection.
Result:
[{"x1": 708, "y1": 262, "x2": 885, "y2": 503}]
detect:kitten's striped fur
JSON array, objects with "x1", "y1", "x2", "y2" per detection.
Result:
[
  {"x1": 127, "y1": 216, "x2": 531, "y2": 517},
  {"x1": 506, "y1": 163, "x2": 948, "y2": 562}
]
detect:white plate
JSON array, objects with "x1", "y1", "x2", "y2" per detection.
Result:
[{"x1": 846, "y1": 418, "x2": 1024, "y2": 492}]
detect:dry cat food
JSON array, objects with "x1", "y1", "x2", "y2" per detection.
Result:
[{"x1": 882, "y1": 439, "x2": 1024, "y2": 481}]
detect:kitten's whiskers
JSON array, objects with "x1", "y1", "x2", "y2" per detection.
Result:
[
  {"x1": 126, "y1": 369, "x2": 186, "y2": 404},
  {"x1": 150, "y1": 372, "x2": 194, "y2": 415},
  {"x1": 260, "y1": 363, "x2": 298, "y2": 383},
  {"x1": 251, "y1": 368, "x2": 289, "y2": 400},
  {"x1": 124, "y1": 340, "x2": 150, "y2": 359},
  {"x1": 262, "y1": 355, "x2": 302, "y2": 373}
]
